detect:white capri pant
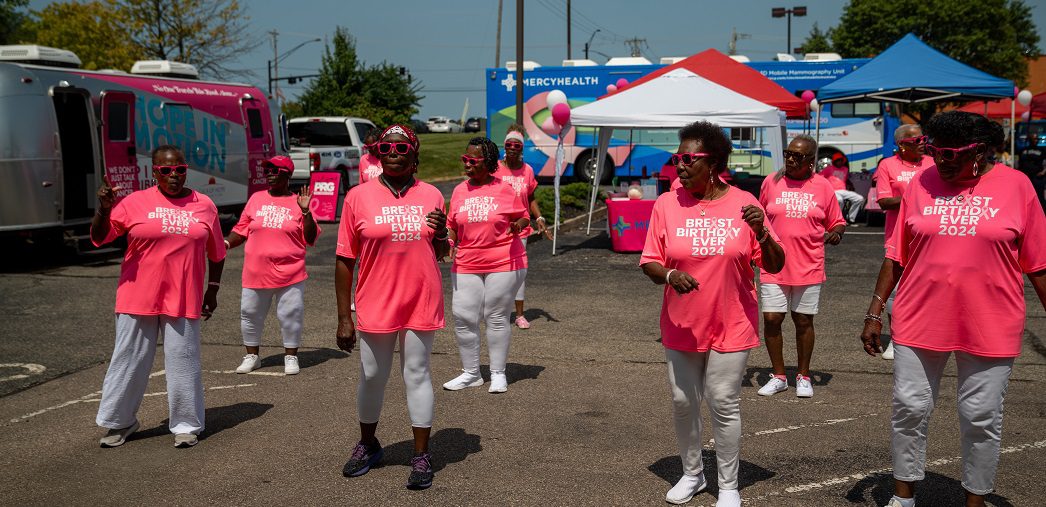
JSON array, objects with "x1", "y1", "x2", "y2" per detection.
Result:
[
  {"x1": 759, "y1": 283, "x2": 821, "y2": 314},
  {"x1": 96, "y1": 313, "x2": 205, "y2": 435},
  {"x1": 835, "y1": 190, "x2": 866, "y2": 223},
  {"x1": 891, "y1": 344, "x2": 1014, "y2": 495},
  {"x1": 240, "y1": 281, "x2": 305, "y2": 348},
  {"x1": 451, "y1": 269, "x2": 526, "y2": 374},
  {"x1": 665, "y1": 347, "x2": 750, "y2": 490},
  {"x1": 357, "y1": 329, "x2": 435, "y2": 428},
  {"x1": 515, "y1": 237, "x2": 528, "y2": 301}
]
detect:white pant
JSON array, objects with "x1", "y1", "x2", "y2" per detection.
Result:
[
  {"x1": 891, "y1": 344, "x2": 1014, "y2": 495},
  {"x1": 835, "y1": 190, "x2": 865, "y2": 223},
  {"x1": 240, "y1": 281, "x2": 304, "y2": 348},
  {"x1": 451, "y1": 270, "x2": 526, "y2": 374},
  {"x1": 759, "y1": 283, "x2": 822, "y2": 314},
  {"x1": 515, "y1": 237, "x2": 528, "y2": 301},
  {"x1": 96, "y1": 314, "x2": 205, "y2": 435},
  {"x1": 665, "y1": 348, "x2": 750, "y2": 490},
  {"x1": 357, "y1": 329, "x2": 435, "y2": 428}
]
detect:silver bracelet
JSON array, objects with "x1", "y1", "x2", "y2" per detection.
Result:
[
  {"x1": 872, "y1": 293, "x2": 887, "y2": 311},
  {"x1": 665, "y1": 269, "x2": 677, "y2": 284},
  {"x1": 864, "y1": 313, "x2": 883, "y2": 324}
]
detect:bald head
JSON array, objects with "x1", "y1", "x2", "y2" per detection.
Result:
[{"x1": 894, "y1": 124, "x2": 922, "y2": 143}]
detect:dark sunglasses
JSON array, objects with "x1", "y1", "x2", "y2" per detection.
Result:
[
  {"x1": 461, "y1": 155, "x2": 485, "y2": 165},
  {"x1": 898, "y1": 135, "x2": 928, "y2": 146},
  {"x1": 925, "y1": 143, "x2": 981, "y2": 162},
  {"x1": 671, "y1": 152, "x2": 709, "y2": 166},
  {"x1": 155, "y1": 164, "x2": 188, "y2": 176},
  {"x1": 504, "y1": 141, "x2": 523, "y2": 149},
  {"x1": 264, "y1": 166, "x2": 290, "y2": 176},
  {"x1": 783, "y1": 150, "x2": 813, "y2": 161},
  {"x1": 376, "y1": 142, "x2": 416, "y2": 156}
]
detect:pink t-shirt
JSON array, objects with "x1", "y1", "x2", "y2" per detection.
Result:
[
  {"x1": 887, "y1": 165, "x2": 1046, "y2": 357},
  {"x1": 358, "y1": 153, "x2": 383, "y2": 184},
  {"x1": 336, "y1": 179, "x2": 446, "y2": 333},
  {"x1": 824, "y1": 173, "x2": 846, "y2": 191},
  {"x1": 759, "y1": 173, "x2": 845, "y2": 285},
  {"x1": 93, "y1": 187, "x2": 226, "y2": 319},
  {"x1": 448, "y1": 177, "x2": 528, "y2": 274},
  {"x1": 232, "y1": 192, "x2": 321, "y2": 289},
  {"x1": 639, "y1": 186, "x2": 778, "y2": 353},
  {"x1": 498, "y1": 160, "x2": 537, "y2": 236},
  {"x1": 876, "y1": 155, "x2": 932, "y2": 254}
]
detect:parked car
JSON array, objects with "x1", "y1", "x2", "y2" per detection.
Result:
[
  {"x1": 465, "y1": 117, "x2": 483, "y2": 133},
  {"x1": 411, "y1": 118, "x2": 430, "y2": 134},
  {"x1": 427, "y1": 116, "x2": 463, "y2": 133},
  {"x1": 287, "y1": 116, "x2": 376, "y2": 190}
]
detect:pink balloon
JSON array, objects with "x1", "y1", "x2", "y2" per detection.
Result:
[
  {"x1": 1015, "y1": 86, "x2": 1020, "y2": 98},
  {"x1": 606, "y1": 84, "x2": 617, "y2": 94},
  {"x1": 551, "y1": 102, "x2": 571, "y2": 126},
  {"x1": 1021, "y1": 111, "x2": 1031, "y2": 121},
  {"x1": 616, "y1": 78, "x2": 628, "y2": 89},
  {"x1": 540, "y1": 117, "x2": 560, "y2": 136},
  {"x1": 801, "y1": 90, "x2": 815, "y2": 103}
]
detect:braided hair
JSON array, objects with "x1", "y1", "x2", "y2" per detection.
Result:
[{"x1": 468, "y1": 137, "x2": 500, "y2": 174}]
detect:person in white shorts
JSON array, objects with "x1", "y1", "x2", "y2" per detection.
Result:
[{"x1": 757, "y1": 135, "x2": 846, "y2": 398}]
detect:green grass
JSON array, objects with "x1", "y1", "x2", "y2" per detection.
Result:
[{"x1": 417, "y1": 133, "x2": 475, "y2": 181}]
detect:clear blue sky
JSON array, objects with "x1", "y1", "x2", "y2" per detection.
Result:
[{"x1": 28, "y1": 0, "x2": 1046, "y2": 120}]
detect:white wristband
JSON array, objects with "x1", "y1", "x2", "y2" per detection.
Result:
[{"x1": 665, "y1": 269, "x2": 677, "y2": 284}]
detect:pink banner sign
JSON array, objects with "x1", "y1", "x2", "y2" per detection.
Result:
[
  {"x1": 105, "y1": 164, "x2": 141, "y2": 204},
  {"x1": 606, "y1": 198, "x2": 655, "y2": 253},
  {"x1": 309, "y1": 171, "x2": 341, "y2": 222}
]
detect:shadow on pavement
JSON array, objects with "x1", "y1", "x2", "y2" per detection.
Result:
[
  {"x1": 647, "y1": 452, "x2": 776, "y2": 492},
  {"x1": 553, "y1": 232, "x2": 612, "y2": 254},
  {"x1": 382, "y1": 428, "x2": 482, "y2": 472},
  {"x1": 128, "y1": 402, "x2": 274, "y2": 442},
  {"x1": 519, "y1": 307, "x2": 560, "y2": 324},
  {"x1": 743, "y1": 367, "x2": 834, "y2": 388},
  {"x1": 259, "y1": 348, "x2": 349, "y2": 369},
  {"x1": 844, "y1": 471, "x2": 1014, "y2": 506},
  {"x1": 478, "y1": 362, "x2": 545, "y2": 385}
]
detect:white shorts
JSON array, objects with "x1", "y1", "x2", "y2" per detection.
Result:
[{"x1": 759, "y1": 283, "x2": 822, "y2": 315}]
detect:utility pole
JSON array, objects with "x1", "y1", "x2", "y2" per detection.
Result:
[
  {"x1": 269, "y1": 30, "x2": 279, "y2": 101},
  {"x1": 624, "y1": 37, "x2": 647, "y2": 58},
  {"x1": 584, "y1": 29, "x2": 600, "y2": 60},
  {"x1": 566, "y1": 0, "x2": 571, "y2": 60},
  {"x1": 771, "y1": 6, "x2": 807, "y2": 55},
  {"x1": 515, "y1": 0, "x2": 523, "y2": 125},
  {"x1": 495, "y1": 0, "x2": 503, "y2": 67},
  {"x1": 728, "y1": 27, "x2": 751, "y2": 56}
]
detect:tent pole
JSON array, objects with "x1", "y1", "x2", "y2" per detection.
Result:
[
  {"x1": 1011, "y1": 99, "x2": 1016, "y2": 162},
  {"x1": 814, "y1": 104, "x2": 822, "y2": 148}
]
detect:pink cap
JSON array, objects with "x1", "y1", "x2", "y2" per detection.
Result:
[{"x1": 263, "y1": 155, "x2": 294, "y2": 173}]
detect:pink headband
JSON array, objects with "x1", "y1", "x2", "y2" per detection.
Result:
[
  {"x1": 505, "y1": 131, "x2": 525, "y2": 143},
  {"x1": 380, "y1": 124, "x2": 419, "y2": 151}
]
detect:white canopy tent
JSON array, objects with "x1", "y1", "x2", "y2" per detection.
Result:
[{"x1": 568, "y1": 68, "x2": 787, "y2": 235}]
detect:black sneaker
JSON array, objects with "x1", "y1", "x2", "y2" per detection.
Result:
[
  {"x1": 406, "y1": 452, "x2": 434, "y2": 490},
  {"x1": 342, "y1": 439, "x2": 383, "y2": 477}
]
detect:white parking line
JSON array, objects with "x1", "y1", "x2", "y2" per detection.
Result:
[
  {"x1": 8, "y1": 384, "x2": 257, "y2": 424},
  {"x1": 0, "y1": 363, "x2": 47, "y2": 382},
  {"x1": 750, "y1": 413, "x2": 878, "y2": 437},
  {"x1": 205, "y1": 369, "x2": 286, "y2": 377}
]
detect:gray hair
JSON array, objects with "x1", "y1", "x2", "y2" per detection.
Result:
[{"x1": 893, "y1": 124, "x2": 922, "y2": 142}]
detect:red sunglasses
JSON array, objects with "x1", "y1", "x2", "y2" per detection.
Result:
[
  {"x1": 925, "y1": 143, "x2": 981, "y2": 162},
  {"x1": 376, "y1": 142, "x2": 416, "y2": 156},
  {"x1": 504, "y1": 141, "x2": 523, "y2": 149},
  {"x1": 461, "y1": 155, "x2": 485, "y2": 165},
  {"x1": 264, "y1": 166, "x2": 291, "y2": 176},
  {"x1": 898, "y1": 135, "x2": 928, "y2": 146},
  {"x1": 155, "y1": 164, "x2": 188, "y2": 176},
  {"x1": 671, "y1": 152, "x2": 710, "y2": 166}
]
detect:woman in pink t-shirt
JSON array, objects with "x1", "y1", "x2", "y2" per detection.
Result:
[
  {"x1": 756, "y1": 135, "x2": 846, "y2": 399},
  {"x1": 91, "y1": 145, "x2": 226, "y2": 449},
  {"x1": 335, "y1": 125, "x2": 449, "y2": 490},
  {"x1": 358, "y1": 126, "x2": 383, "y2": 184},
  {"x1": 860, "y1": 112, "x2": 1046, "y2": 507},
  {"x1": 640, "y1": 121, "x2": 785, "y2": 507},
  {"x1": 443, "y1": 137, "x2": 529, "y2": 395},
  {"x1": 499, "y1": 124, "x2": 549, "y2": 330},
  {"x1": 225, "y1": 155, "x2": 320, "y2": 375}
]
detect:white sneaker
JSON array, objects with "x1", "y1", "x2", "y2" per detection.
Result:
[
  {"x1": 883, "y1": 496, "x2": 915, "y2": 507},
  {"x1": 758, "y1": 376, "x2": 788, "y2": 396},
  {"x1": 235, "y1": 353, "x2": 260, "y2": 373},
  {"x1": 442, "y1": 371, "x2": 483, "y2": 391},
  {"x1": 666, "y1": 472, "x2": 706, "y2": 504},
  {"x1": 715, "y1": 488, "x2": 741, "y2": 507},
  {"x1": 882, "y1": 341, "x2": 895, "y2": 360},
  {"x1": 488, "y1": 371, "x2": 508, "y2": 393},
  {"x1": 284, "y1": 355, "x2": 300, "y2": 375},
  {"x1": 795, "y1": 375, "x2": 813, "y2": 398}
]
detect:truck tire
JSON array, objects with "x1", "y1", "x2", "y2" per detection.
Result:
[
  {"x1": 574, "y1": 151, "x2": 613, "y2": 184},
  {"x1": 338, "y1": 166, "x2": 351, "y2": 192}
]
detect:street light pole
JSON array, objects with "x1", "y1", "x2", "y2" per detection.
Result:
[
  {"x1": 584, "y1": 29, "x2": 600, "y2": 60},
  {"x1": 267, "y1": 36, "x2": 322, "y2": 103},
  {"x1": 771, "y1": 6, "x2": 807, "y2": 55}
]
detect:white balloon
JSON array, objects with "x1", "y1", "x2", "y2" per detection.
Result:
[
  {"x1": 1017, "y1": 89, "x2": 1033, "y2": 106},
  {"x1": 809, "y1": 98, "x2": 819, "y2": 109},
  {"x1": 546, "y1": 89, "x2": 568, "y2": 109}
]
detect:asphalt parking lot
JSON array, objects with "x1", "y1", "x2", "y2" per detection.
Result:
[{"x1": 1, "y1": 213, "x2": 1044, "y2": 506}]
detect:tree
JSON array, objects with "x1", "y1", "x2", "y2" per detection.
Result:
[
  {"x1": 297, "y1": 27, "x2": 421, "y2": 126},
  {"x1": 114, "y1": 0, "x2": 257, "y2": 79},
  {"x1": 799, "y1": 22, "x2": 834, "y2": 54},
  {"x1": 24, "y1": 1, "x2": 144, "y2": 71},
  {"x1": 0, "y1": 0, "x2": 28, "y2": 44}
]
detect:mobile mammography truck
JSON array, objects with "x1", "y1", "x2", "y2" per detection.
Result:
[{"x1": 0, "y1": 45, "x2": 285, "y2": 242}]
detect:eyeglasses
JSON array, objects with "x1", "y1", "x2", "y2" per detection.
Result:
[
  {"x1": 671, "y1": 152, "x2": 710, "y2": 166},
  {"x1": 783, "y1": 150, "x2": 813, "y2": 161},
  {"x1": 504, "y1": 141, "x2": 523, "y2": 149},
  {"x1": 461, "y1": 155, "x2": 485, "y2": 165},
  {"x1": 264, "y1": 166, "x2": 290, "y2": 176},
  {"x1": 898, "y1": 135, "x2": 927, "y2": 146},
  {"x1": 925, "y1": 143, "x2": 981, "y2": 162},
  {"x1": 155, "y1": 164, "x2": 188, "y2": 176},
  {"x1": 376, "y1": 142, "x2": 416, "y2": 156}
]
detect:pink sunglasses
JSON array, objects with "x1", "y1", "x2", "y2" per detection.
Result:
[{"x1": 671, "y1": 152, "x2": 710, "y2": 165}]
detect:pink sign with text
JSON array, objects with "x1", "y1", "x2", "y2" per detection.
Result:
[{"x1": 309, "y1": 171, "x2": 342, "y2": 222}]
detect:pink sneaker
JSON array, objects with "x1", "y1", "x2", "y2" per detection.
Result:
[{"x1": 514, "y1": 316, "x2": 531, "y2": 329}]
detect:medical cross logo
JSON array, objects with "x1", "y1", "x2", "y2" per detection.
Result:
[
  {"x1": 502, "y1": 74, "x2": 516, "y2": 92},
  {"x1": 612, "y1": 216, "x2": 631, "y2": 236}
]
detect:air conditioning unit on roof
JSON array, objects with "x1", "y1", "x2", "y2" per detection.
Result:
[
  {"x1": 606, "y1": 56, "x2": 652, "y2": 66},
  {"x1": 505, "y1": 60, "x2": 541, "y2": 71},
  {"x1": 130, "y1": 60, "x2": 200, "y2": 79},
  {"x1": 0, "y1": 45, "x2": 81, "y2": 68},
  {"x1": 562, "y1": 59, "x2": 598, "y2": 67}
]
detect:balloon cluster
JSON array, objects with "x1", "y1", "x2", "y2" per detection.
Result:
[
  {"x1": 1018, "y1": 88, "x2": 1033, "y2": 122},
  {"x1": 605, "y1": 78, "x2": 629, "y2": 95},
  {"x1": 541, "y1": 89, "x2": 573, "y2": 136}
]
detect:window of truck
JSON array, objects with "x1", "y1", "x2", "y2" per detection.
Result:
[{"x1": 288, "y1": 121, "x2": 353, "y2": 146}]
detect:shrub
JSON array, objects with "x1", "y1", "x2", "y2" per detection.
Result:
[{"x1": 533, "y1": 182, "x2": 605, "y2": 221}]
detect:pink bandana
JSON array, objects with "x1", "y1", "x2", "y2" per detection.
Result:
[{"x1": 381, "y1": 124, "x2": 419, "y2": 152}]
